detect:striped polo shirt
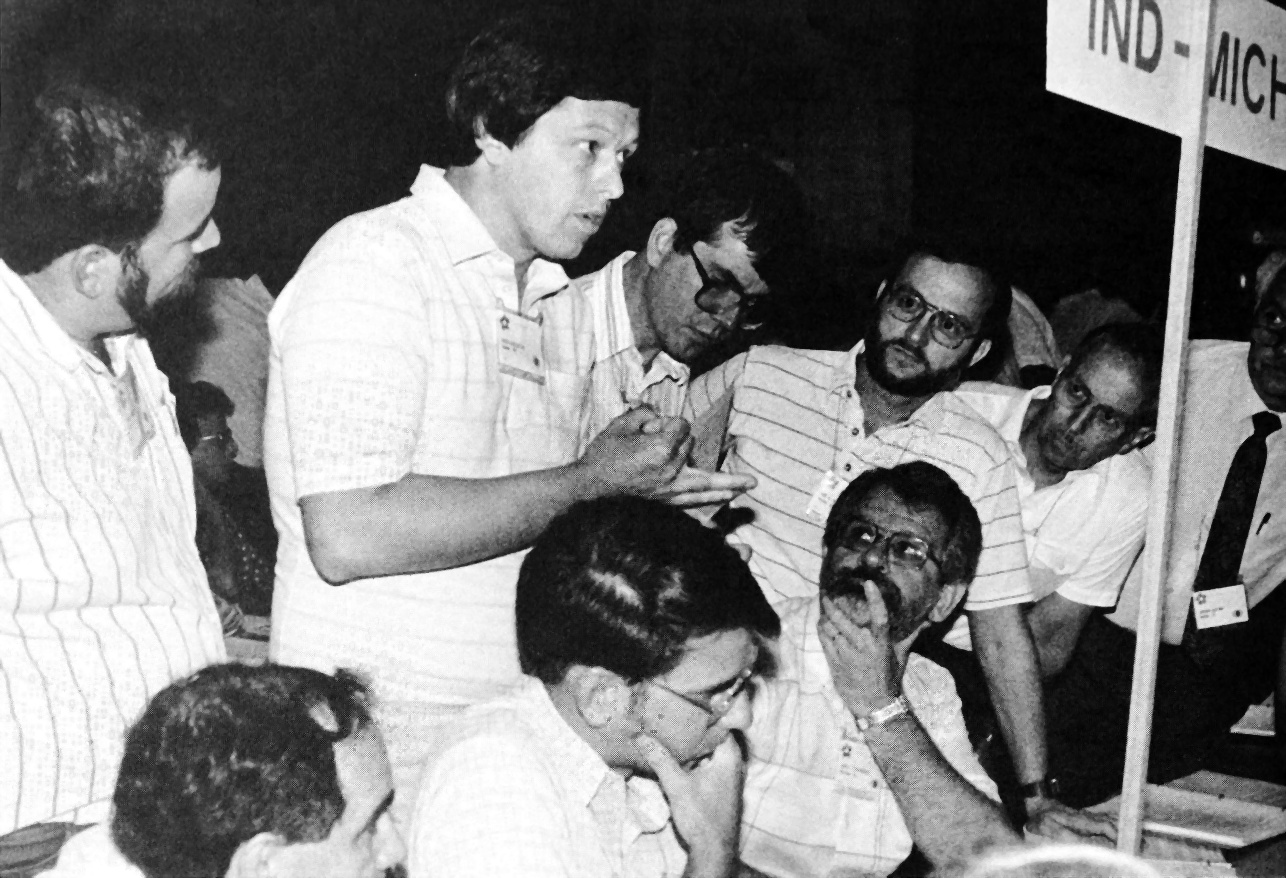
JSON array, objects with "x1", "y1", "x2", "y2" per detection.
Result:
[
  {"x1": 684, "y1": 343, "x2": 1031, "y2": 648},
  {"x1": 565, "y1": 251, "x2": 689, "y2": 453},
  {"x1": 0, "y1": 260, "x2": 225, "y2": 833}
]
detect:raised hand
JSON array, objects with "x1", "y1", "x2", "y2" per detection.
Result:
[
  {"x1": 817, "y1": 583, "x2": 905, "y2": 719},
  {"x1": 635, "y1": 733, "x2": 744, "y2": 878}
]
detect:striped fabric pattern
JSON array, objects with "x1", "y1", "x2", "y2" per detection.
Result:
[
  {"x1": 566, "y1": 252, "x2": 689, "y2": 453},
  {"x1": 684, "y1": 343, "x2": 1031, "y2": 649},
  {"x1": 263, "y1": 166, "x2": 590, "y2": 798},
  {"x1": 0, "y1": 260, "x2": 225, "y2": 833}
]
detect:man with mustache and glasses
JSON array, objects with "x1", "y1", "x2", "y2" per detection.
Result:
[
  {"x1": 264, "y1": 16, "x2": 753, "y2": 829},
  {"x1": 1043, "y1": 265, "x2": 1286, "y2": 808},
  {"x1": 740, "y1": 463, "x2": 1019, "y2": 877},
  {"x1": 0, "y1": 84, "x2": 226, "y2": 876},
  {"x1": 686, "y1": 246, "x2": 1076, "y2": 826},
  {"x1": 562, "y1": 146, "x2": 806, "y2": 451}
]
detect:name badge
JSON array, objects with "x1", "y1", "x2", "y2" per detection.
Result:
[
  {"x1": 1192, "y1": 584, "x2": 1250, "y2": 630},
  {"x1": 806, "y1": 469, "x2": 847, "y2": 521},
  {"x1": 116, "y1": 363, "x2": 155, "y2": 458},
  {"x1": 497, "y1": 308, "x2": 545, "y2": 385}
]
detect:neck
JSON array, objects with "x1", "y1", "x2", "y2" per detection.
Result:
[
  {"x1": 21, "y1": 267, "x2": 112, "y2": 363},
  {"x1": 1018, "y1": 396, "x2": 1067, "y2": 489},
  {"x1": 853, "y1": 354, "x2": 934, "y2": 434},
  {"x1": 545, "y1": 682, "x2": 633, "y2": 778},
  {"x1": 621, "y1": 252, "x2": 660, "y2": 368},
  {"x1": 444, "y1": 163, "x2": 537, "y2": 290}
]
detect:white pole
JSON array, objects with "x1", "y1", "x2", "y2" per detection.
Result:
[{"x1": 1117, "y1": 0, "x2": 1219, "y2": 855}]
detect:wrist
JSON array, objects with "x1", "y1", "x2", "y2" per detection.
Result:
[
  {"x1": 855, "y1": 694, "x2": 910, "y2": 731},
  {"x1": 1019, "y1": 778, "x2": 1060, "y2": 805}
]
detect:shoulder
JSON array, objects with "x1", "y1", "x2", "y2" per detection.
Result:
[
  {"x1": 932, "y1": 392, "x2": 1016, "y2": 464},
  {"x1": 1188, "y1": 339, "x2": 1248, "y2": 378},
  {"x1": 953, "y1": 381, "x2": 1030, "y2": 423}
]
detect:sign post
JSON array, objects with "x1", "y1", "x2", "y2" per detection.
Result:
[{"x1": 1048, "y1": 0, "x2": 1286, "y2": 854}]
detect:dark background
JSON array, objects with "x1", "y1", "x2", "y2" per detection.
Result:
[{"x1": 2, "y1": 0, "x2": 1284, "y2": 348}]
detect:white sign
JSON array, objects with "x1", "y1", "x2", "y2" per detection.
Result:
[{"x1": 1048, "y1": 0, "x2": 1286, "y2": 171}]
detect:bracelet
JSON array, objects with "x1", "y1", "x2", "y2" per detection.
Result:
[
  {"x1": 1019, "y1": 778, "x2": 1060, "y2": 800},
  {"x1": 855, "y1": 695, "x2": 910, "y2": 731}
]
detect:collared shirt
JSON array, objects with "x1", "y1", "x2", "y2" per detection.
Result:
[
  {"x1": 956, "y1": 383, "x2": 1149, "y2": 611},
  {"x1": 1110, "y1": 340, "x2": 1286, "y2": 644},
  {"x1": 566, "y1": 251, "x2": 689, "y2": 453},
  {"x1": 38, "y1": 825, "x2": 143, "y2": 878},
  {"x1": 409, "y1": 676, "x2": 686, "y2": 878},
  {"x1": 683, "y1": 343, "x2": 1031, "y2": 650},
  {"x1": 0, "y1": 260, "x2": 225, "y2": 833},
  {"x1": 264, "y1": 166, "x2": 588, "y2": 782},
  {"x1": 742, "y1": 597, "x2": 997, "y2": 878}
]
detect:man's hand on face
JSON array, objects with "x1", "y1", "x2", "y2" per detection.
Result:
[
  {"x1": 818, "y1": 582, "x2": 906, "y2": 719},
  {"x1": 577, "y1": 408, "x2": 755, "y2": 506},
  {"x1": 635, "y1": 732, "x2": 743, "y2": 878}
]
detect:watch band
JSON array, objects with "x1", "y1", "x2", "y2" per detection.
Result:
[
  {"x1": 855, "y1": 695, "x2": 910, "y2": 731},
  {"x1": 1019, "y1": 778, "x2": 1060, "y2": 799}
]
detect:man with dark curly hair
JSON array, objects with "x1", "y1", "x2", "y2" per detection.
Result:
[
  {"x1": 0, "y1": 83, "x2": 224, "y2": 874},
  {"x1": 40, "y1": 663, "x2": 405, "y2": 878}
]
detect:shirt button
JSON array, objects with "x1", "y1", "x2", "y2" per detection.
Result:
[
  {"x1": 844, "y1": 464, "x2": 852, "y2": 472},
  {"x1": 851, "y1": 428, "x2": 860, "y2": 436}
]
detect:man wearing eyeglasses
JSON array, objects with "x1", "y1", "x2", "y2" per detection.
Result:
[
  {"x1": 407, "y1": 497, "x2": 779, "y2": 878},
  {"x1": 564, "y1": 146, "x2": 805, "y2": 452},
  {"x1": 1040, "y1": 265, "x2": 1286, "y2": 808},
  {"x1": 740, "y1": 463, "x2": 1019, "y2": 877},
  {"x1": 685, "y1": 246, "x2": 1075, "y2": 825}
]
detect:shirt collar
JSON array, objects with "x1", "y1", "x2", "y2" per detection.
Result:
[
  {"x1": 408, "y1": 165, "x2": 570, "y2": 305},
  {"x1": 0, "y1": 258, "x2": 136, "y2": 375},
  {"x1": 827, "y1": 338, "x2": 949, "y2": 434},
  {"x1": 593, "y1": 251, "x2": 690, "y2": 386}
]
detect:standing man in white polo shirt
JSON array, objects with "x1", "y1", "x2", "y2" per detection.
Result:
[
  {"x1": 264, "y1": 16, "x2": 751, "y2": 821},
  {"x1": 566, "y1": 145, "x2": 806, "y2": 450},
  {"x1": 0, "y1": 84, "x2": 226, "y2": 874},
  {"x1": 686, "y1": 246, "x2": 1071, "y2": 824}
]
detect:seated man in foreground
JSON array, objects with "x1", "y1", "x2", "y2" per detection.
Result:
[
  {"x1": 741, "y1": 462, "x2": 1019, "y2": 877},
  {"x1": 41, "y1": 663, "x2": 406, "y2": 878},
  {"x1": 408, "y1": 497, "x2": 781, "y2": 878}
]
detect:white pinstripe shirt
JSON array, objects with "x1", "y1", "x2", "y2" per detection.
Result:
[
  {"x1": 0, "y1": 260, "x2": 225, "y2": 833},
  {"x1": 566, "y1": 252, "x2": 689, "y2": 453},
  {"x1": 264, "y1": 167, "x2": 590, "y2": 777},
  {"x1": 684, "y1": 343, "x2": 1032, "y2": 649}
]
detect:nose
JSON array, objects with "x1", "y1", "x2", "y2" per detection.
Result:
[
  {"x1": 719, "y1": 687, "x2": 754, "y2": 732},
  {"x1": 1067, "y1": 406, "x2": 1094, "y2": 434},
  {"x1": 225, "y1": 435, "x2": 239, "y2": 459},
  {"x1": 860, "y1": 539, "x2": 890, "y2": 571},
  {"x1": 375, "y1": 816, "x2": 407, "y2": 872},
  {"x1": 195, "y1": 219, "x2": 221, "y2": 254},
  {"x1": 600, "y1": 160, "x2": 625, "y2": 202},
  {"x1": 902, "y1": 311, "x2": 934, "y2": 346}
]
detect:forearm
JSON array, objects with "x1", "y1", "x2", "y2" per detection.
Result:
[
  {"x1": 1026, "y1": 594, "x2": 1094, "y2": 678},
  {"x1": 971, "y1": 604, "x2": 1048, "y2": 784},
  {"x1": 864, "y1": 713, "x2": 1019, "y2": 870},
  {"x1": 301, "y1": 462, "x2": 601, "y2": 583}
]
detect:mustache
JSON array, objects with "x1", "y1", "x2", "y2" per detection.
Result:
[
  {"x1": 822, "y1": 566, "x2": 904, "y2": 618},
  {"x1": 884, "y1": 339, "x2": 928, "y2": 366}
]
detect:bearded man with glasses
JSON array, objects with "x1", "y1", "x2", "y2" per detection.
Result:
[
  {"x1": 740, "y1": 462, "x2": 1019, "y2": 877},
  {"x1": 684, "y1": 244, "x2": 1099, "y2": 832},
  {"x1": 563, "y1": 145, "x2": 806, "y2": 453}
]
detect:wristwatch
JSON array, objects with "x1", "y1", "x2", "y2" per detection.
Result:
[
  {"x1": 855, "y1": 695, "x2": 911, "y2": 731},
  {"x1": 1019, "y1": 778, "x2": 1061, "y2": 800}
]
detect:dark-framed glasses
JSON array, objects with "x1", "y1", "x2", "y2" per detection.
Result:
[
  {"x1": 836, "y1": 520, "x2": 942, "y2": 570},
  {"x1": 198, "y1": 428, "x2": 237, "y2": 453},
  {"x1": 690, "y1": 249, "x2": 767, "y2": 331},
  {"x1": 647, "y1": 667, "x2": 754, "y2": 720},
  {"x1": 880, "y1": 284, "x2": 977, "y2": 349}
]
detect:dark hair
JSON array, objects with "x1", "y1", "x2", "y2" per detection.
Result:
[
  {"x1": 0, "y1": 84, "x2": 219, "y2": 275},
  {"x1": 1064, "y1": 321, "x2": 1165, "y2": 429},
  {"x1": 516, "y1": 497, "x2": 780, "y2": 684},
  {"x1": 173, "y1": 380, "x2": 235, "y2": 450},
  {"x1": 658, "y1": 147, "x2": 808, "y2": 291},
  {"x1": 444, "y1": 14, "x2": 645, "y2": 166},
  {"x1": 823, "y1": 462, "x2": 983, "y2": 587},
  {"x1": 891, "y1": 244, "x2": 1012, "y2": 351},
  {"x1": 112, "y1": 663, "x2": 372, "y2": 878}
]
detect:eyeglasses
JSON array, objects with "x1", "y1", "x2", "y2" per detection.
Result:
[
  {"x1": 880, "y1": 284, "x2": 977, "y2": 349},
  {"x1": 197, "y1": 428, "x2": 237, "y2": 453},
  {"x1": 646, "y1": 668, "x2": 754, "y2": 721},
  {"x1": 835, "y1": 520, "x2": 942, "y2": 570},
  {"x1": 690, "y1": 249, "x2": 767, "y2": 332}
]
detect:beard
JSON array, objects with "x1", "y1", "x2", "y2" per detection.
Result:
[
  {"x1": 117, "y1": 246, "x2": 203, "y2": 341},
  {"x1": 863, "y1": 327, "x2": 963, "y2": 397},
  {"x1": 820, "y1": 563, "x2": 924, "y2": 641}
]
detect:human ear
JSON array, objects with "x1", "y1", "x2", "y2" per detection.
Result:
[
  {"x1": 572, "y1": 667, "x2": 628, "y2": 729},
  {"x1": 928, "y1": 581, "x2": 968, "y2": 624},
  {"x1": 967, "y1": 338, "x2": 993, "y2": 367},
  {"x1": 645, "y1": 218, "x2": 678, "y2": 269},
  {"x1": 69, "y1": 245, "x2": 121, "y2": 301},
  {"x1": 475, "y1": 121, "x2": 511, "y2": 166},
  {"x1": 224, "y1": 833, "x2": 283, "y2": 878}
]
